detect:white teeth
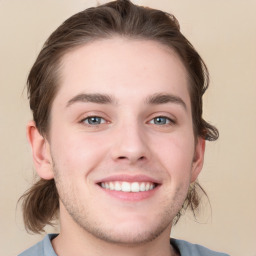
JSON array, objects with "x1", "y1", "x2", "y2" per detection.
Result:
[
  {"x1": 109, "y1": 182, "x2": 114, "y2": 190},
  {"x1": 122, "y1": 182, "x2": 131, "y2": 192},
  {"x1": 115, "y1": 182, "x2": 122, "y2": 191},
  {"x1": 131, "y1": 182, "x2": 140, "y2": 192},
  {"x1": 140, "y1": 182, "x2": 146, "y2": 192},
  {"x1": 100, "y1": 181, "x2": 156, "y2": 192}
]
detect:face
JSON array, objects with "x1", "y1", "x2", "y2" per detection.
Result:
[{"x1": 32, "y1": 37, "x2": 204, "y2": 245}]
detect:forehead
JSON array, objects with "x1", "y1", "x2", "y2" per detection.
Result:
[{"x1": 56, "y1": 37, "x2": 190, "y2": 108}]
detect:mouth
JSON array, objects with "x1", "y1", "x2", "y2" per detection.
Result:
[
  {"x1": 96, "y1": 175, "x2": 161, "y2": 201},
  {"x1": 99, "y1": 181, "x2": 157, "y2": 193}
]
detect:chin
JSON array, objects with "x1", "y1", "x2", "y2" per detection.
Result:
[
  {"x1": 87, "y1": 227, "x2": 166, "y2": 246},
  {"x1": 77, "y1": 216, "x2": 172, "y2": 246}
]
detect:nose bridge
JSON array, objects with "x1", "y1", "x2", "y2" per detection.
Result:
[{"x1": 111, "y1": 115, "x2": 150, "y2": 163}]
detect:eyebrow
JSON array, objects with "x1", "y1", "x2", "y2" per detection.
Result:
[
  {"x1": 146, "y1": 93, "x2": 187, "y2": 110},
  {"x1": 66, "y1": 93, "x2": 114, "y2": 107},
  {"x1": 66, "y1": 92, "x2": 187, "y2": 110}
]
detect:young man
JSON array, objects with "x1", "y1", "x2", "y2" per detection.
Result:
[{"x1": 19, "y1": 1, "x2": 228, "y2": 255}]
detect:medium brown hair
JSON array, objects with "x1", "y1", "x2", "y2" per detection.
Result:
[{"x1": 20, "y1": 0, "x2": 218, "y2": 233}]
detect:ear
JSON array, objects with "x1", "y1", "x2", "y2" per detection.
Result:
[
  {"x1": 27, "y1": 121, "x2": 54, "y2": 180},
  {"x1": 190, "y1": 137, "x2": 205, "y2": 183}
]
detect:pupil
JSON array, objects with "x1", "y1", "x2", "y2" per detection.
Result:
[
  {"x1": 89, "y1": 117, "x2": 100, "y2": 124},
  {"x1": 155, "y1": 117, "x2": 166, "y2": 124}
]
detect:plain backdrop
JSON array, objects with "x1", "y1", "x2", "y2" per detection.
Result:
[{"x1": 0, "y1": 0, "x2": 255, "y2": 255}]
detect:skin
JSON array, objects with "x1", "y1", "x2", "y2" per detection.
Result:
[{"x1": 28, "y1": 37, "x2": 205, "y2": 256}]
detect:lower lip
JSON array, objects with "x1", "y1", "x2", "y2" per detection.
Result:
[{"x1": 98, "y1": 186, "x2": 160, "y2": 201}]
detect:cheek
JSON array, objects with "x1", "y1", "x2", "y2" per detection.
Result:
[
  {"x1": 152, "y1": 131, "x2": 195, "y2": 175},
  {"x1": 50, "y1": 130, "x2": 108, "y2": 176}
]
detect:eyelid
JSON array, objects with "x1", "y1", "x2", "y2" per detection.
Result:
[
  {"x1": 77, "y1": 111, "x2": 176, "y2": 128},
  {"x1": 81, "y1": 116, "x2": 107, "y2": 124},
  {"x1": 78, "y1": 111, "x2": 110, "y2": 125},
  {"x1": 147, "y1": 112, "x2": 176, "y2": 124},
  {"x1": 149, "y1": 116, "x2": 175, "y2": 125}
]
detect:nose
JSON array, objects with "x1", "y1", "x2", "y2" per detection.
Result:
[{"x1": 110, "y1": 123, "x2": 150, "y2": 164}]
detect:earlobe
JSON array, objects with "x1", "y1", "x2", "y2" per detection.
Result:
[
  {"x1": 27, "y1": 121, "x2": 54, "y2": 180},
  {"x1": 191, "y1": 137, "x2": 205, "y2": 183}
]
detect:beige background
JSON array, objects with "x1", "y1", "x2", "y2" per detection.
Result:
[{"x1": 0, "y1": 0, "x2": 255, "y2": 255}]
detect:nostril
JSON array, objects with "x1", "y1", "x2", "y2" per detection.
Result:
[
  {"x1": 118, "y1": 156, "x2": 146, "y2": 161},
  {"x1": 117, "y1": 156, "x2": 146, "y2": 161},
  {"x1": 118, "y1": 156, "x2": 127, "y2": 160}
]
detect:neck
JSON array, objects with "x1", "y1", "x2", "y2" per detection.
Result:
[{"x1": 52, "y1": 232, "x2": 177, "y2": 256}]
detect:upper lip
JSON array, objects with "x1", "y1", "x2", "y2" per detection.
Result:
[{"x1": 95, "y1": 174, "x2": 161, "y2": 184}]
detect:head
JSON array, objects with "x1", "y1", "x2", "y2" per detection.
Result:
[{"x1": 21, "y1": 0, "x2": 218, "y2": 235}]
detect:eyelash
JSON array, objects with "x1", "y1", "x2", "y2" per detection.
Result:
[
  {"x1": 80, "y1": 115, "x2": 175, "y2": 127},
  {"x1": 148, "y1": 116, "x2": 175, "y2": 126},
  {"x1": 80, "y1": 116, "x2": 107, "y2": 126}
]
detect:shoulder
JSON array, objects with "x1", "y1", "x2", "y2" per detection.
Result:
[
  {"x1": 171, "y1": 238, "x2": 230, "y2": 256},
  {"x1": 18, "y1": 234, "x2": 58, "y2": 256}
]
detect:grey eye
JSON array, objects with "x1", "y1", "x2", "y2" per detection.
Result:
[
  {"x1": 150, "y1": 116, "x2": 171, "y2": 125},
  {"x1": 84, "y1": 116, "x2": 106, "y2": 125}
]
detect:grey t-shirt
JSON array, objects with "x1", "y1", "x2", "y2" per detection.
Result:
[{"x1": 18, "y1": 234, "x2": 229, "y2": 256}]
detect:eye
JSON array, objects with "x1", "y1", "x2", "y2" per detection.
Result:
[
  {"x1": 81, "y1": 116, "x2": 107, "y2": 125},
  {"x1": 149, "y1": 116, "x2": 174, "y2": 125}
]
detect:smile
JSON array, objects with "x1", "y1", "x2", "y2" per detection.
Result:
[{"x1": 100, "y1": 181, "x2": 156, "y2": 193}]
